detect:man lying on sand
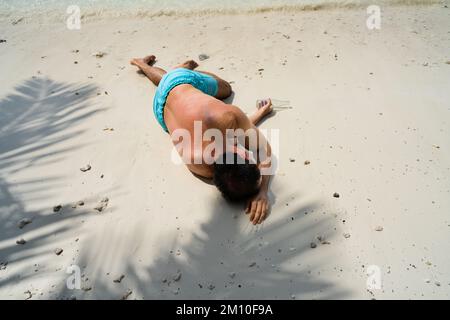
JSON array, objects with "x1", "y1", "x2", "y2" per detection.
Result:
[{"x1": 131, "y1": 55, "x2": 274, "y2": 224}]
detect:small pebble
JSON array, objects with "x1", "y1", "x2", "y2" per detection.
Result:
[
  {"x1": 248, "y1": 262, "x2": 256, "y2": 267},
  {"x1": 24, "y1": 290, "x2": 32, "y2": 300},
  {"x1": 198, "y1": 54, "x2": 209, "y2": 61},
  {"x1": 310, "y1": 242, "x2": 317, "y2": 249},
  {"x1": 80, "y1": 164, "x2": 91, "y2": 172},
  {"x1": 333, "y1": 192, "x2": 340, "y2": 198},
  {"x1": 229, "y1": 272, "x2": 236, "y2": 279},
  {"x1": 94, "y1": 197, "x2": 109, "y2": 212},
  {"x1": 54, "y1": 248, "x2": 63, "y2": 256},
  {"x1": 53, "y1": 205, "x2": 62, "y2": 212},
  {"x1": 12, "y1": 17, "x2": 24, "y2": 25},
  {"x1": 92, "y1": 51, "x2": 106, "y2": 58},
  {"x1": 16, "y1": 238, "x2": 26, "y2": 245},
  {"x1": 18, "y1": 218, "x2": 32, "y2": 229},
  {"x1": 289, "y1": 158, "x2": 295, "y2": 162},
  {"x1": 173, "y1": 271, "x2": 182, "y2": 282},
  {"x1": 343, "y1": 233, "x2": 351, "y2": 239},
  {"x1": 121, "y1": 289, "x2": 132, "y2": 300},
  {"x1": 72, "y1": 200, "x2": 85, "y2": 208},
  {"x1": 113, "y1": 274, "x2": 125, "y2": 283},
  {"x1": 304, "y1": 160, "x2": 310, "y2": 165},
  {"x1": 317, "y1": 236, "x2": 331, "y2": 245},
  {"x1": 375, "y1": 226, "x2": 384, "y2": 232}
]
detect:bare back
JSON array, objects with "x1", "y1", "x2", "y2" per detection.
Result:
[{"x1": 164, "y1": 84, "x2": 237, "y2": 178}]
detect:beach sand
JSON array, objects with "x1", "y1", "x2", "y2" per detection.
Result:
[{"x1": 1, "y1": 3, "x2": 450, "y2": 299}]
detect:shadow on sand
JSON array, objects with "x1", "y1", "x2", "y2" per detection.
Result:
[
  {"x1": 0, "y1": 77, "x2": 105, "y2": 295},
  {"x1": 60, "y1": 192, "x2": 350, "y2": 300}
]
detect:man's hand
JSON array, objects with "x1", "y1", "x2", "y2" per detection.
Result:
[
  {"x1": 257, "y1": 98, "x2": 273, "y2": 117},
  {"x1": 245, "y1": 190, "x2": 270, "y2": 225}
]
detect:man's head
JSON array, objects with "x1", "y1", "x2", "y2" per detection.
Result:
[{"x1": 213, "y1": 151, "x2": 261, "y2": 202}]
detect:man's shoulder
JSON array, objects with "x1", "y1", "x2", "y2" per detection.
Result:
[{"x1": 207, "y1": 104, "x2": 240, "y2": 130}]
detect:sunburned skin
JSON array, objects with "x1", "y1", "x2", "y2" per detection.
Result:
[{"x1": 164, "y1": 84, "x2": 253, "y2": 178}]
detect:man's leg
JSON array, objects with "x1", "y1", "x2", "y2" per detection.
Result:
[
  {"x1": 175, "y1": 59, "x2": 270, "y2": 124},
  {"x1": 173, "y1": 59, "x2": 199, "y2": 70},
  {"x1": 197, "y1": 70, "x2": 232, "y2": 100},
  {"x1": 173, "y1": 59, "x2": 232, "y2": 100},
  {"x1": 169, "y1": 58, "x2": 270, "y2": 125},
  {"x1": 130, "y1": 55, "x2": 166, "y2": 86}
]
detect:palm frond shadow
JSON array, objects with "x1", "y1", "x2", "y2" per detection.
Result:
[
  {"x1": 0, "y1": 77, "x2": 106, "y2": 293},
  {"x1": 63, "y1": 194, "x2": 350, "y2": 300}
]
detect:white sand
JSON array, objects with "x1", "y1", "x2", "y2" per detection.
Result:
[{"x1": 1, "y1": 3, "x2": 450, "y2": 299}]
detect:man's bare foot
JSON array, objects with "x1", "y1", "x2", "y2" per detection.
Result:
[
  {"x1": 174, "y1": 59, "x2": 199, "y2": 70},
  {"x1": 130, "y1": 55, "x2": 156, "y2": 68},
  {"x1": 257, "y1": 98, "x2": 273, "y2": 117}
]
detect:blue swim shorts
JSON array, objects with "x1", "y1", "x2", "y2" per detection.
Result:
[{"x1": 153, "y1": 68, "x2": 219, "y2": 132}]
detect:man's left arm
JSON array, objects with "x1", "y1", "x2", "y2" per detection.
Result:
[
  {"x1": 246, "y1": 142, "x2": 272, "y2": 225},
  {"x1": 232, "y1": 106, "x2": 273, "y2": 225}
]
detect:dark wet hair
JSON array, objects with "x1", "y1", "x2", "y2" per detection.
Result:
[{"x1": 213, "y1": 152, "x2": 261, "y2": 202}]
